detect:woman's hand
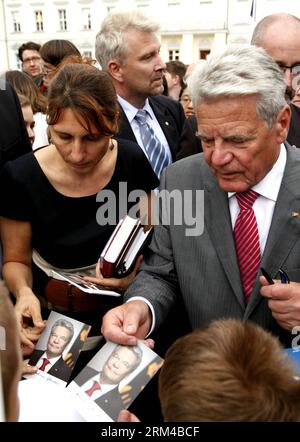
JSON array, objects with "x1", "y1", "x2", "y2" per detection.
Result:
[
  {"x1": 83, "y1": 255, "x2": 143, "y2": 293},
  {"x1": 22, "y1": 359, "x2": 38, "y2": 376},
  {"x1": 14, "y1": 290, "x2": 45, "y2": 351}
]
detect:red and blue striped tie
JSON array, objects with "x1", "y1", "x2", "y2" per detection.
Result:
[{"x1": 234, "y1": 190, "x2": 261, "y2": 303}]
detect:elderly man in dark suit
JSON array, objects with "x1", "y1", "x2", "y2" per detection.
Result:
[
  {"x1": 29, "y1": 318, "x2": 74, "y2": 382},
  {"x1": 95, "y1": 9, "x2": 185, "y2": 179},
  {"x1": 101, "y1": 44, "x2": 300, "y2": 349}
]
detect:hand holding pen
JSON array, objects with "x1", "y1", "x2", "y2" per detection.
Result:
[
  {"x1": 259, "y1": 267, "x2": 300, "y2": 332},
  {"x1": 260, "y1": 267, "x2": 290, "y2": 285}
]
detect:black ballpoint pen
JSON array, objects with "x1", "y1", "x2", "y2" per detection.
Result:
[
  {"x1": 260, "y1": 267, "x2": 274, "y2": 285},
  {"x1": 260, "y1": 267, "x2": 290, "y2": 284}
]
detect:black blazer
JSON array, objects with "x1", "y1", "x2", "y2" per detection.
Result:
[
  {"x1": 287, "y1": 104, "x2": 300, "y2": 148},
  {"x1": 0, "y1": 82, "x2": 32, "y2": 169},
  {"x1": 176, "y1": 115, "x2": 202, "y2": 160},
  {"x1": 29, "y1": 349, "x2": 72, "y2": 382},
  {"x1": 117, "y1": 95, "x2": 185, "y2": 161},
  {"x1": 75, "y1": 366, "x2": 123, "y2": 421}
]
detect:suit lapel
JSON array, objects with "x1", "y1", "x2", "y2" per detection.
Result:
[
  {"x1": 245, "y1": 145, "x2": 300, "y2": 317},
  {"x1": 149, "y1": 97, "x2": 178, "y2": 160},
  {"x1": 203, "y1": 166, "x2": 245, "y2": 309}
]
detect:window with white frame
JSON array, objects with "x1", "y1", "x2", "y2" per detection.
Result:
[
  {"x1": 168, "y1": 49, "x2": 180, "y2": 61},
  {"x1": 58, "y1": 9, "x2": 67, "y2": 31},
  {"x1": 83, "y1": 50, "x2": 92, "y2": 59},
  {"x1": 35, "y1": 10, "x2": 44, "y2": 32},
  {"x1": 11, "y1": 10, "x2": 21, "y2": 32},
  {"x1": 15, "y1": 53, "x2": 22, "y2": 70},
  {"x1": 82, "y1": 8, "x2": 91, "y2": 30}
]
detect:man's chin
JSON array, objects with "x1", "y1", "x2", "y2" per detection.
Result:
[{"x1": 217, "y1": 178, "x2": 251, "y2": 194}]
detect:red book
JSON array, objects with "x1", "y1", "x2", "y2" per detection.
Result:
[{"x1": 100, "y1": 215, "x2": 152, "y2": 278}]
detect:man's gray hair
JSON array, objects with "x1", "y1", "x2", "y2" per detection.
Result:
[
  {"x1": 95, "y1": 9, "x2": 160, "y2": 70},
  {"x1": 51, "y1": 319, "x2": 74, "y2": 344},
  {"x1": 188, "y1": 44, "x2": 287, "y2": 128}
]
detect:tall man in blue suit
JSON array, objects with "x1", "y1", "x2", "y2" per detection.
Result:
[
  {"x1": 95, "y1": 9, "x2": 185, "y2": 178},
  {"x1": 101, "y1": 45, "x2": 300, "y2": 349}
]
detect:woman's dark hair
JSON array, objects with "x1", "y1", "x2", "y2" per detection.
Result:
[
  {"x1": 40, "y1": 39, "x2": 80, "y2": 66},
  {"x1": 5, "y1": 70, "x2": 47, "y2": 113},
  {"x1": 47, "y1": 63, "x2": 119, "y2": 136}
]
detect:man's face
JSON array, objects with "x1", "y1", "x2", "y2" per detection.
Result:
[
  {"x1": 196, "y1": 95, "x2": 290, "y2": 193},
  {"x1": 47, "y1": 325, "x2": 71, "y2": 358},
  {"x1": 21, "y1": 49, "x2": 42, "y2": 77},
  {"x1": 164, "y1": 71, "x2": 176, "y2": 92},
  {"x1": 102, "y1": 346, "x2": 138, "y2": 384},
  {"x1": 113, "y1": 29, "x2": 166, "y2": 106},
  {"x1": 259, "y1": 24, "x2": 300, "y2": 101}
]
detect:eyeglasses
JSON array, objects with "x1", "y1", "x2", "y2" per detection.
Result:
[
  {"x1": 23, "y1": 56, "x2": 41, "y2": 65},
  {"x1": 276, "y1": 62, "x2": 300, "y2": 76}
]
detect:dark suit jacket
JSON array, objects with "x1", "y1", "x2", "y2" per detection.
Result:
[
  {"x1": 287, "y1": 104, "x2": 300, "y2": 148},
  {"x1": 177, "y1": 106, "x2": 300, "y2": 160},
  {"x1": 117, "y1": 95, "x2": 185, "y2": 161},
  {"x1": 30, "y1": 349, "x2": 72, "y2": 382},
  {"x1": 126, "y1": 143, "x2": 300, "y2": 347},
  {"x1": 75, "y1": 366, "x2": 123, "y2": 421},
  {"x1": 176, "y1": 115, "x2": 202, "y2": 160},
  {"x1": 0, "y1": 82, "x2": 32, "y2": 169}
]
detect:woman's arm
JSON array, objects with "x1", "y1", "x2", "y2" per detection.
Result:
[{"x1": 0, "y1": 217, "x2": 44, "y2": 348}]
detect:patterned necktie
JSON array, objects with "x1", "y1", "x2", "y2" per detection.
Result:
[
  {"x1": 135, "y1": 109, "x2": 171, "y2": 178},
  {"x1": 233, "y1": 190, "x2": 261, "y2": 303},
  {"x1": 85, "y1": 380, "x2": 101, "y2": 397},
  {"x1": 39, "y1": 357, "x2": 50, "y2": 372}
]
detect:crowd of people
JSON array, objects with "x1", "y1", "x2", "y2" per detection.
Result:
[{"x1": 1, "y1": 8, "x2": 300, "y2": 423}]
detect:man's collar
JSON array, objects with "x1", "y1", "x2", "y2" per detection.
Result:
[{"x1": 117, "y1": 95, "x2": 152, "y2": 123}]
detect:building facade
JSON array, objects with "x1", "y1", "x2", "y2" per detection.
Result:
[{"x1": 1, "y1": 0, "x2": 300, "y2": 71}]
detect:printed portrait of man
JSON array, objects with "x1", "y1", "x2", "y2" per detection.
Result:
[
  {"x1": 29, "y1": 318, "x2": 74, "y2": 382},
  {"x1": 75, "y1": 344, "x2": 143, "y2": 420}
]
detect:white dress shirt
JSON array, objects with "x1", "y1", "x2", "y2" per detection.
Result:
[
  {"x1": 81, "y1": 374, "x2": 116, "y2": 401},
  {"x1": 37, "y1": 352, "x2": 61, "y2": 373},
  {"x1": 228, "y1": 143, "x2": 286, "y2": 253},
  {"x1": 117, "y1": 95, "x2": 172, "y2": 163}
]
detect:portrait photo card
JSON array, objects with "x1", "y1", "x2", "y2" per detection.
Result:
[
  {"x1": 67, "y1": 340, "x2": 164, "y2": 422},
  {"x1": 23, "y1": 311, "x2": 91, "y2": 386}
]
